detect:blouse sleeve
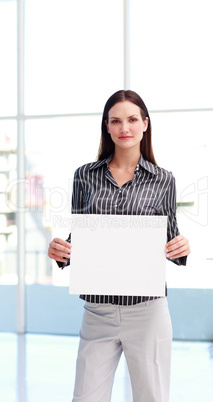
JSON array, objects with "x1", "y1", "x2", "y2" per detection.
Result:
[
  {"x1": 71, "y1": 168, "x2": 84, "y2": 214},
  {"x1": 56, "y1": 168, "x2": 84, "y2": 269},
  {"x1": 162, "y1": 173, "x2": 187, "y2": 266}
]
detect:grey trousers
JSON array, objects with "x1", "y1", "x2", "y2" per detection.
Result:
[{"x1": 72, "y1": 297, "x2": 172, "y2": 402}]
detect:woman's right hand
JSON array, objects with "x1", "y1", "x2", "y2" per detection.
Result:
[{"x1": 48, "y1": 238, "x2": 72, "y2": 263}]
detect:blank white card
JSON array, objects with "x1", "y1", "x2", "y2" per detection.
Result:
[{"x1": 69, "y1": 214, "x2": 167, "y2": 296}]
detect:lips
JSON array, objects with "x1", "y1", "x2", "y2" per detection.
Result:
[{"x1": 119, "y1": 136, "x2": 132, "y2": 140}]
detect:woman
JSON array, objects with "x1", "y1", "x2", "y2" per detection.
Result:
[{"x1": 48, "y1": 90, "x2": 190, "y2": 402}]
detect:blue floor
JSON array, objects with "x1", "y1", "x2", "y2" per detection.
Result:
[{"x1": 0, "y1": 333, "x2": 213, "y2": 402}]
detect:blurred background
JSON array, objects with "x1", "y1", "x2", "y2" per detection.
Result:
[
  {"x1": 1, "y1": 0, "x2": 212, "y2": 334},
  {"x1": 0, "y1": 1, "x2": 213, "y2": 400}
]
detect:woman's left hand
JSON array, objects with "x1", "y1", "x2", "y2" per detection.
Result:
[{"x1": 165, "y1": 235, "x2": 190, "y2": 260}]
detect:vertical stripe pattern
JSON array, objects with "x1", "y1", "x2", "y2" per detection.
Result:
[{"x1": 57, "y1": 154, "x2": 186, "y2": 305}]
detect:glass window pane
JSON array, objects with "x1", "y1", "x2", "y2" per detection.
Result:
[
  {"x1": 130, "y1": 0, "x2": 213, "y2": 110},
  {"x1": 150, "y1": 110, "x2": 213, "y2": 288},
  {"x1": 0, "y1": 120, "x2": 17, "y2": 284},
  {"x1": 0, "y1": 121, "x2": 17, "y2": 331},
  {"x1": 0, "y1": 1, "x2": 17, "y2": 116},
  {"x1": 25, "y1": 0, "x2": 123, "y2": 115},
  {"x1": 25, "y1": 115, "x2": 102, "y2": 285}
]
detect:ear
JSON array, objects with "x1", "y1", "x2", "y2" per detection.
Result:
[
  {"x1": 143, "y1": 117, "x2": 149, "y2": 132},
  {"x1": 105, "y1": 120, "x2": 110, "y2": 133}
]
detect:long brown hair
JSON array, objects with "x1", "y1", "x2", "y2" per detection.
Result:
[{"x1": 97, "y1": 90, "x2": 157, "y2": 165}]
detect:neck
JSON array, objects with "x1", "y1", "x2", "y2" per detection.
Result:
[{"x1": 111, "y1": 147, "x2": 141, "y2": 169}]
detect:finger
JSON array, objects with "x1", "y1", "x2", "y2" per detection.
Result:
[
  {"x1": 48, "y1": 242, "x2": 72, "y2": 259},
  {"x1": 51, "y1": 240, "x2": 72, "y2": 254},
  {"x1": 48, "y1": 251, "x2": 70, "y2": 263},
  {"x1": 167, "y1": 251, "x2": 187, "y2": 259},
  {"x1": 49, "y1": 246, "x2": 71, "y2": 259},
  {"x1": 165, "y1": 239, "x2": 185, "y2": 253},
  {"x1": 166, "y1": 244, "x2": 190, "y2": 259},
  {"x1": 165, "y1": 235, "x2": 189, "y2": 252},
  {"x1": 53, "y1": 238, "x2": 72, "y2": 250},
  {"x1": 166, "y1": 235, "x2": 184, "y2": 249}
]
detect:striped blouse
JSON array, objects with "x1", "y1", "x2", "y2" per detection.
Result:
[{"x1": 57, "y1": 154, "x2": 186, "y2": 305}]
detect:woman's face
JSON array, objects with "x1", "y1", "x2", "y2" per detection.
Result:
[{"x1": 105, "y1": 101, "x2": 148, "y2": 152}]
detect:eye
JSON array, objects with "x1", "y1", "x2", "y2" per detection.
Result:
[
  {"x1": 111, "y1": 119, "x2": 120, "y2": 124},
  {"x1": 129, "y1": 118, "x2": 137, "y2": 122}
]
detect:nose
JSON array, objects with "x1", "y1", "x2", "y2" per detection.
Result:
[{"x1": 120, "y1": 122, "x2": 129, "y2": 133}]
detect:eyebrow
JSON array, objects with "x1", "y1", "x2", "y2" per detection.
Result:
[{"x1": 109, "y1": 114, "x2": 139, "y2": 120}]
